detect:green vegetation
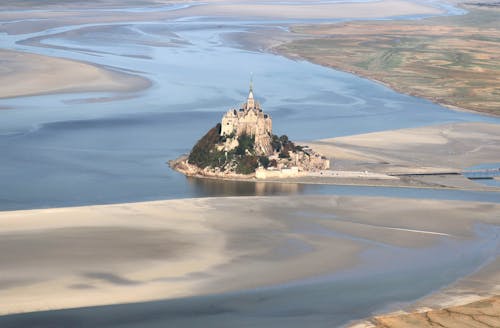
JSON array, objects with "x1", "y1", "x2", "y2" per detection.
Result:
[
  {"x1": 272, "y1": 134, "x2": 298, "y2": 159},
  {"x1": 188, "y1": 123, "x2": 224, "y2": 169},
  {"x1": 188, "y1": 126, "x2": 302, "y2": 174},
  {"x1": 188, "y1": 126, "x2": 260, "y2": 174},
  {"x1": 188, "y1": 124, "x2": 302, "y2": 174},
  {"x1": 235, "y1": 134, "x2": 255, "y2": 156},
  {"x1": 258, "y1": 156, "x2": 270, "y2": 168},
  {"x1": 277, "y1": 6, "x2": 500, "y2": 115}
]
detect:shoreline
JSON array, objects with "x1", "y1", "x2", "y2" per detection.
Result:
[
  {"x1": 0, "y1": 2, "x2": 498, "y2": 325},
  {"x1": 275, "y1": 56, "x2": 500, "y2": 118},
  {"x1": 171, "y1": 161, "x2": 500, "y2": 193},
  {"x1": 349, "y1": 295, "x2": 500, "y2": 327},
  {"x1": 277, "y1": 52, "x2": 500, "y2": 119},
  {"x1": 170, "y1": 122, "x2": 500, "y2": 193},
  {"x1": 267, "y1": 4, "x2": 500, "y2": 118}
]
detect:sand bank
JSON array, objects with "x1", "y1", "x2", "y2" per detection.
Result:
[
  {"x1": 0, "y1": 195, "x2": 499, "y2": 315},
  {"x1": 313, "y1": 122, "x2": 500, "y2": 171},
  {"x1": 0, "y1": 0, "x2": 442, "y2": 35},
  {"x1": 0, "y1": 49, "x2": 150, "y2": 99},
  {"x1": 181, "y1": 0, "x2": 442, "y2": 19},
  {"x1": 302, "y1": 122, "x2": 500, "y2": 190}
]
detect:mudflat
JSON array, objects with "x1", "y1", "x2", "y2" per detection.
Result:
[
  {"x1": 301, "y1": 122, "x2": 500, "y2": 190},
  {"x1": 0, "y1": 49, "x2": 150, "y2": 99},
  {"x1": 0, "y1": 195, "x2": 498, "y2": 315}
]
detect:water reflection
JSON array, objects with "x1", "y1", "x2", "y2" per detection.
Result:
[
  {"x1": 463, "y1": 163, "x2": 500, "y2": 188},
  {"x1": 187, "y1": 177, "x2": 303, "y2": 197}
]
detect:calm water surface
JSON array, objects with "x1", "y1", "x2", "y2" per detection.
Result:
[
  {"x1": 0, "y1": 223, "x2": 497, "y2": 328},
  {"x1": 0, "y1": 11, "x2": 499, "y2": 210},
  {"x1": 0, "y1": 3, "x2": 499, "y2": 327}
]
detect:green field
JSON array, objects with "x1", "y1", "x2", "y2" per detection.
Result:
[{"x1": 277, "y1": 6, "x2": 500, "y2": 115}]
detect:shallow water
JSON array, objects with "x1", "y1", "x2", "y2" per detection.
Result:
[
  {"x1": 0, "y1": 2, "x2": 499, "y2": 326},
  {"x1": 464, "y1": 163, "x2": 500, "y2": 188},
  {"x1": 0, "y1": 13, "x2": 499, "y2": 210},
  {"x1": 0, "y1": 223, "x2": 497, "y2": 328}
]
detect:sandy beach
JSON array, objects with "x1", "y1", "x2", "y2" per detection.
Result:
[
  {"x1": 0, "y1": 195, "x2": 498, "y2": 317},
  {"x1": 297, "y1": 122, "x2": 500, "y2": 190},
  {"x1": 0, "y1": 0, "x2": 444, "y2": 36},
  {"x1": 0, "y1": 0, "x2": 444, "y2": 102},
  {"x1": 309, "y1": 123, "x2": 500, "y2": 173},
  {"x1": 0, "y1": 1, "x2": 499, "y2": 326},
  {"x1": 180, "y1": 0, "x2": 442, "y2": 19},
  {"x1": 0, "y1": 49, "x2": 150, "y2": 99}
]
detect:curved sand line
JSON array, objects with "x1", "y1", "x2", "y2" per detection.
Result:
[
  {"x1": 0, "y1": 49, "x2": 151, "y2": 99},
  {"x1": 0, "y1": 195, "x2": 498, "y2": 316}
]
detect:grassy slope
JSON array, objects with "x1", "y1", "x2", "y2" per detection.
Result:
[{"x1": 276, "y1": 6, "x2": 500, "y2": 115}]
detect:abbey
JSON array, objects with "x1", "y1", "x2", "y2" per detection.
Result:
[
  {"x1": 220, "y1": 83, "x2": 273, "y2": 155},
  {"x1": 170, "y1": 80, "x2": 330, "y2": 179}
]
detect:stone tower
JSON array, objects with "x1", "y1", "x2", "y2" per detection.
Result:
[{"x1": 221, "y1": 81, "x2": 273, "y2": 155}]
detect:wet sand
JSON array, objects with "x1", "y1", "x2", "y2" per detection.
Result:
[
  {"x1": 0, "y1": 49, "x2": 150, "y2": 99},
  {"x1": 0, "y1": 0, "x2": 444, "y2": 36},
  {"x1": 308, "y1": 122, "x2": 500, "y2": 173},
  {"x1": 180, "y1": 0, "x2": 442, "y2": 19},
  {"x1": 0, "y1": 1, "x2": 498, "y2": 325},
  {"x1": 300, "y1": 122, "x2": 500, "y2": 190},
  {"x1": 0, "y1": 195, "x2": 498, "y2": 317},
  {"x1": 0, "y1": 0, "x2": 445, "y2": 101}
]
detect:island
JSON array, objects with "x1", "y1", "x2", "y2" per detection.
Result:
[
  {"x1": 170, "y1": 82, "x2": 500, "y2": 189},
  {"x1": 170, "y1": 82, "x2": 330, "y2": 180}
]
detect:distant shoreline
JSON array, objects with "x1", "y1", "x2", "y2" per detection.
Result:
[{"x1": 268, "y1": 4, "x2": 500, "y2": 117}]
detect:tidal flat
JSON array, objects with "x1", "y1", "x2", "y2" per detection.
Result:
[
  {"x1": 0, "y1": 195, "x2": 498, "y2": 327},
  {"x1": 0, "y1": 1, "x2": 499, "y2": 210},
  {"x1": 0, "y1": 1, "x2": 499, "y2": 327}
]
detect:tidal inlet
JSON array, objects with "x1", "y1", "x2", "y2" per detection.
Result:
[{"x1": 0, "y1": 0, "x2": 499, "y2": 327}]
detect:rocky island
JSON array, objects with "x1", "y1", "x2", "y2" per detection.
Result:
[{"x1": 170, "y1": 82, "x2": 330, "y2": 180}]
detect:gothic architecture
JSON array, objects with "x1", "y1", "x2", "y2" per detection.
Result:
[{"x1": 220, "y1": 83, "x2": 273, "y2": 155}]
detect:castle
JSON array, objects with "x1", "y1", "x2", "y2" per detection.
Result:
[
  {"x1": 170, "y1": 80, "x2": 330, "y2": 179},
  {"x1": 220, "y1": 82, "x2": 273, "y2": 155}
]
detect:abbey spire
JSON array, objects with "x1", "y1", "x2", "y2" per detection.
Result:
[{"x1": 247, "y1": 76, "x2": 255, "y2": 108}]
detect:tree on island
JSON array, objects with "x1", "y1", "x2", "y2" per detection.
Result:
[{"x1": 188, "y1": 124, "x2": 262, "y2": 174}]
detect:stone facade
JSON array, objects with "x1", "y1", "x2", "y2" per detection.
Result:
[{"x1": 221, "y1": 85, "x2": 273, "y2": 155}]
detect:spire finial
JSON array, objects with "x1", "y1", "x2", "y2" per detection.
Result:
[{"x1": 250, "y1": 72, "x2": 253, "y2": 93}]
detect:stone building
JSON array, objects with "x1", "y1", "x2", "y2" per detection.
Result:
[{"x1": 220, "y1": 83, "x2": 273, "y2": 155}]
